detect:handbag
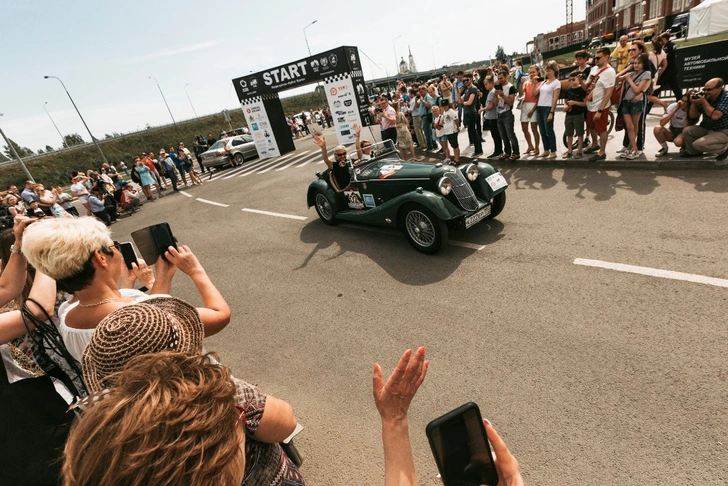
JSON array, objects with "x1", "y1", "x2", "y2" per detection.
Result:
[
  {"x1": 611, "y1": 81, "x2": 624, "y2": 106},
  {"x1": 516, "y1": 95, "x2": 524, "y2": 110},
  {"x1": 615, "y1": 112, "x2": 625, "y2": 131},
  {"x1": 0, "y1": 350, "x2": 75, "y2": 485}
]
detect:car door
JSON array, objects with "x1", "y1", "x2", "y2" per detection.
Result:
[{"x1": 240, "y1": 135, "x2": 257, "y2": 159}]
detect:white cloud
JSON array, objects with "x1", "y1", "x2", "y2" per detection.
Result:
[{"x1": 123, "y1": 41, "x2": 221, "y2": 64}]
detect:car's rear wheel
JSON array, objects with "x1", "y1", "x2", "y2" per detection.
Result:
[
  {"x1": 401, "y1": 204, "x2": 447, "y2": 254},
  {"x1": 233, "y1": 152, "x2": 244, "y2": 166},
  {"x1": 485, "y1": 191, "x2": 506, "y2": 220},
  {"x1": 314, "y1": 190, "x2": 337, "y2": 225}
]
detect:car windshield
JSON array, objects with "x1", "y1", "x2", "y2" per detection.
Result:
[{"x1": 242, "y1": 135, "x2": 253, "y2": 143}]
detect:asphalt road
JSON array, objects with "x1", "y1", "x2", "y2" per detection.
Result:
[{"x1": 109, "y1": 129, "x2": 728, "y2": 486}]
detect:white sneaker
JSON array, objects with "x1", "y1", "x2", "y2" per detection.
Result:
[
  {"x1": 656, "y1": 147, "x2": 668, "y2": 157},
  {"x1": 626, "y1": 151, "x2": 640, "y2": 160},
  {"x1": 616, "y1": 146, "x2": 628, "y2": 154},
  {"x1": 618, "y1": 151, "x2": 630, "y2": 159}
]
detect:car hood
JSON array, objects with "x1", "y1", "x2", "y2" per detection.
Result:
[{"x1": 355, "y1": 158, "x2": 455, "y2": 182}]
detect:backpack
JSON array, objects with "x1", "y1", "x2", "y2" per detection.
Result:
[{"x1": 0, "y1": 204, "x2": 13, "y2": 229}]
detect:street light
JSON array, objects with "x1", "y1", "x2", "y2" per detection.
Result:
[
  {"x1": 148, "y1": 77, "x2": 176, "y2": 126},
  {"x1": 43, "y1": 101, "x2": 64, "y2": 146},
  {"x1": 0, "y1": 113, "x2": 35, "y2": 181},
  {"x1": 184, "y1": 83, "x2": 197, "y2": 117},
  {"x1": 44, "y1": 75, "x2": 109, "y2": 164},
  {"x1": 431, "y1": 42, "x2": 440, "y2": 71},
  {"x1": 393, "y1": 35, "x2": 403, "y2": 75},
  {"x1": 303, "y1": 20, "x2": 318, "y2": 56}
]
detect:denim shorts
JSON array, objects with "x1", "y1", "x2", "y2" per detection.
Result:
[{"x1": 620, "y1": 100, "x2": 643, "y2": 116}]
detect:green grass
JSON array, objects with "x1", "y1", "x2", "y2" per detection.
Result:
[{"x1": 677, "y1": 31, "x2": 728, "y2": 48}]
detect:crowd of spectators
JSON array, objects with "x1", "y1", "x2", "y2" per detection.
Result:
[
  {"x1": 365, "y1": 31, "x2": 726, "y2": 164},
  {"x1": 0, "y1": 212, "x2": 524, "y2": 485}
]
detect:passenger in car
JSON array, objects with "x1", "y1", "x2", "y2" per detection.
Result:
[
  {"x1": 312, "y1": 134, "x2": 351, "y2": 191},
  {"x1": 353, "y1": 123, "x2": 374, "y2": 163}
]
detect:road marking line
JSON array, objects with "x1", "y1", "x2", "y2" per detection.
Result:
[
  {"x1": 196, "y1": 198, "x2": 229, "y2": 207},
  {"x1": 276, "y1": 150, "x2": 312, "y2": 171},
  {"x1": 220, "y1": 165, "x2": 252, "y2": 180},
  {"x1": 242, "y1": 208, "x2": 307, "y2": 220},
  {"x1": 297, "y1": 149, "x2": 333, "y2": 168},
  {"x1": 339, "y1": 224, "x2": 484, "y2": 250},
  {"x1": 573, "y1": 258, "x2": 728, "y2": 288},
  {"x1": 179, "y1": 191, "x2": 192, "y2": 197},
  {"x1": 258, "y1": 154, "x2": 299, "y2": 174},
  {"x1": 238, "y1": 158, "x2": 278, "y2": 177}
]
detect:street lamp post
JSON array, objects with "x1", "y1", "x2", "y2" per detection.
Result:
[
  {"x1": 0, "y1": 113, "x2": 35, "y2": 181},
  {"x1": 44, "y1": 75, "x2": 109, "y2": 165},
  {"x1": 148, "y1": 77, "x2": 176, "y2": 126},
  {"x1": 393, "y1": 35, "x2": 403, "y2": 76},
  {"x1": 43, "y1": 101, "x2": 64, "y2": 146},
  {"x1": 303, "y1": 20, "x2": 318, "y2": 56},
  {"x1": 432, "y1": 42, "x2": 440, "y2": 71},
  {"x1": 184, "y1": 83, "x2": 198, "y2": 117}
]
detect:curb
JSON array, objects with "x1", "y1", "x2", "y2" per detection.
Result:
[{"x1": 417, "y1": 150, "x2": 727, "y2": 170}]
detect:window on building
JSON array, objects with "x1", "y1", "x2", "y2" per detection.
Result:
[{"x1": 650, "y1": 0, "x2": 660, "y2": 19}]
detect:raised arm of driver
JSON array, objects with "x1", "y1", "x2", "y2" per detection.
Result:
[
  {"x1": 373, "y1": 346, "x2": 429, "y2": 486},
  {"x1": 253, "y1": 395, "x2": 298, "y2": 443},
  {"x1": 164, "y1": 245, "x2": 230, "y2": 336},
  {"x1": 0, "y1": 272, "x2": 56, "y2": 344},
  {"x1": 313, "y1": 134, "x2": 332, "y2": 168},
  {"x1": 0, "y1": 216, "x2": 35, "y2": 306},
  {"x1": 353, "y1": 123, "x2": 364, "y2": 160}
]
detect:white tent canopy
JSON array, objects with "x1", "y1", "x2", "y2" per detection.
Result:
[{"x1": 688, "y1": 0, "x2": 728, "y2": 39}]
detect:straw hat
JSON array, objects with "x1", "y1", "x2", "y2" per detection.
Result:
[{"x1": 82, "y1": 297, "x2": 204, "y2": 394}]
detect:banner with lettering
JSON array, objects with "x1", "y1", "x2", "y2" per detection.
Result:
[
  {"x1": 323, "y1": 73, "x2": 364, "y2": 145},
  {"x1": 240, "y1": 97, "x2": 280, "y2": 159}
]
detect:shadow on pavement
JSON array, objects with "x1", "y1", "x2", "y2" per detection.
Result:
[{"x1": 296, "y1": 218, "x2": 505, "y2": 285}]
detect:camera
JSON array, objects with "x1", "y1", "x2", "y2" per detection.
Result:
[
  {"x1": 690, "y1": 89, "x2": 705, "y2": 100},
  {"x1": 375, "y1": 107, "x2": 383, "y2": 113},
  {"x1": 494, "y1": 84, "x2": 503, "y2": 91},
  {"x1": 537, "y1": 76, "x2": 545, "y2": 82}
]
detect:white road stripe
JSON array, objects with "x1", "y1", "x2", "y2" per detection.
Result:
[
  {"x1": 242, "y1": 208, "x2": 307, "y2": 220},
  {"x1": 196, "y1": 198, "x2": 229, "y2": 207},
  {"x1": 339, "y1": 224, "x2": 484, "y2": 250},
  {"x1": 297, "y1": 149, "x2": 333, "y2": 168},
  {"x1": 573, "y1": 258, "x2": 728, "y2": 288},
  {"x1": 179, "y1": 191, "x2": 192, "y2": 198},
  {"x1": 276, "y1": 150, "x2": 311, "y2": 171},
  {"x1": 238, "y1": 158, "x2": 279, "y2": 177},
  {"x1": 219, "y1": 165, "x2": 253, "y2": 180},
  {"x1": 258, "y1": 154, "x2": 299, "y2": 174}
]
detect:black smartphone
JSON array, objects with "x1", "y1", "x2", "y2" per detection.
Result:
[
  {"x1": 118, "y1": 242, "x2": 137, "y2": 269},
  {"x1": 131, "y1": 223, "x2": 177, "y2": 263},
  {"x1": 426, "y1": 402, "x2": 499, "y2": 486}
]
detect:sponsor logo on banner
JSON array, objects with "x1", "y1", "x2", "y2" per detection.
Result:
[
  {"x1": 323, "y1": 74, "x2": 363, "y2": 145},
  {"x1": 243, "y1": 99, "x2": 280, "y2": 160}
]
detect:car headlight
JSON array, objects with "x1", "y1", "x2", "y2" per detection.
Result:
[
  {"x1": 465, "y1": 163, "x2": 479, "y2": 181},
  {"x1": 437, "y1": 177, "x2": 452, "y2": 196}
]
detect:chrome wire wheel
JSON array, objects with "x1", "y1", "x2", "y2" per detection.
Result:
[
  {"x1": 315, "y1": 192, "x2": 333, "y2": 221},
  {"x1": 405, "y1": 209, "x2": 436, "y2": 247}
]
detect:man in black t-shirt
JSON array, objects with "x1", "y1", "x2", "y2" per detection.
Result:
[
  {"x1": 459, "y1": 73, "x2": 483, "y2": 156},
  {"x1": 658, "y1": 32, "x2": 682, "y2": 100}
]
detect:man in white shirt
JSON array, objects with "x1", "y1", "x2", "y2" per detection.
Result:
[
  {"x1": 70, "y1": 174, "x2": 92, "y2": 215},
  {"x1": 583, "y1": 47, "x2": 615, "y2": 161}
]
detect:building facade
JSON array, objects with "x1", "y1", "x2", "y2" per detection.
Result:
[{"x1": 587, "y1": 0, "x2": 702, "y2": 39}]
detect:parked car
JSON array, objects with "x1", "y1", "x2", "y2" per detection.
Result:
[
  {"x1": 200, "y1": 134, "x2": 257, "y2": 169},
  {"x1": 306, "y1": 142, "x2": 508, "y2": 254},
  {"x1": 589, "y1": 37, "x2": 602, "y2": 48},
  {"x1": 670, "y1": 13, "x2": 689, "y2": 38},
  {"x1": 627, "y1": 25, "x2": 641, "y2": 41},
  {"x1": 640, "y1": 17, "x2": 665, "y2": 41}
]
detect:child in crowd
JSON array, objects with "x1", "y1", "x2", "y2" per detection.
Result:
[
  {"x1": 563, "y1": 73, "x2": 588, "y2": 158},
  {"x1": 654, "y1": 96, "x2": 689, "y2": 157},
  {"x1": 440, "y1": 100, "x2": 461, "y2": 165}
]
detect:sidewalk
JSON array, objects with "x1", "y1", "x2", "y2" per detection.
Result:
[{"x1": 412, "y1": 108, "x2": 727, "y2": 170}]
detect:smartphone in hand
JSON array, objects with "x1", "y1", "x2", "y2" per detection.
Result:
[
  {"x1": 118, "y1": 241, "x2": 138, "y2": 269},
  {"x1": 426, "y1": 402, "x2": 499, "y2": 486},
  {"x1": 131, "y1": 223, "x2": 177, "y2": 263}
]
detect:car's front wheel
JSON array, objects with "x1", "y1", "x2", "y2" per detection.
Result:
[
  {"x1": 401, "y1": 204, "x2": 447, "y2": 254},
  {"x1": 233, "y1": 152, "x2": 244, "y2": 166},
  {"x1": 485, "y1": 191, "x2": 506, "y2": 220},
  {"x1": 314, "y1": 190, "x2": 337, "y2": 225}
]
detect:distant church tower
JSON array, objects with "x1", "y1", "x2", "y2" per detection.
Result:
[
  {"x1": 399, "y1": 57, "x2": 408, "y2": 74},
  {"x1": 408, "y1": 46, "x2": 417, "y2": 73}
]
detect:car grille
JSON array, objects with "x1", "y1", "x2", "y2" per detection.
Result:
[{"x1": 446, "y1": 170, "x2": 479, "y2": 211}]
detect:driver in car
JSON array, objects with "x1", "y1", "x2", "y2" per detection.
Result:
[{"x1": 313, "y1": 133, "x2": 351, "y2": 191}]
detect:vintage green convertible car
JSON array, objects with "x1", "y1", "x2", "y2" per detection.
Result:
[{"x1": 306, "y1": 143, "x2": 508, "y2": 254}]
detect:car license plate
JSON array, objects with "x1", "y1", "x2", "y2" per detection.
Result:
[
  {"x1": 485, "y1": 172, "x2": 508, "y2": 191},
  {"x1": 465, "y1": 206, "x2": 491, "y2": 229}
]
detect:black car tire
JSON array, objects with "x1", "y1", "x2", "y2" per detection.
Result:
[
  {"x1": 233, "y1": 152, "x2": 244, "y2": 166},
  {"x1": 401, "y1": 204, "x2": 447, "y2": 254},
  {"x1": 314, "y1": 190, "x2": 337, "y2": 225},
  {"x1": 485, "y1": 191, "x2": 506, "y2": 220}
]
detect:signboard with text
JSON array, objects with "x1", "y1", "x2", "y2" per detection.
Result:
[
  {"x1": 323, "y1": 73, "x2": 363, "y2": 145},
  {"x1": 677, "y1": 39, "x2": 728, "y2": 88},
  {"x1": 241, "y1": 99, "x2": 280, "y2": 160}
]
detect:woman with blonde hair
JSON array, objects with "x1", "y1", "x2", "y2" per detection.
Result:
[
  {"x1": 531, "y1": 60, "x2": 561, "y2": 158},
  {"x1": 520, "y1": 65, "x2": 542, "y2": 156}
]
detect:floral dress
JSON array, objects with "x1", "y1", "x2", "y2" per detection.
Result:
[{"x1": 395, "y1": 112, "x2": 413, "y2": 150}]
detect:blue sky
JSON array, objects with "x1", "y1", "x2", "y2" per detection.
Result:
[{"x1": 1, "y1": 0, "x2": 585, "y2": 152}]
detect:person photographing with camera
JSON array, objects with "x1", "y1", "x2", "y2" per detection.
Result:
[
  {"x1": 373, "y1": 96, "x2": 398, "y2": 146},
  {"x1": 682, "y1": 78, "x2": 728, "y2": 163}
]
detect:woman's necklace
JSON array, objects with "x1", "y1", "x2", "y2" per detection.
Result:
[{"x1": 77, "y1": 297, "x2": 131, "y2": 308}]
